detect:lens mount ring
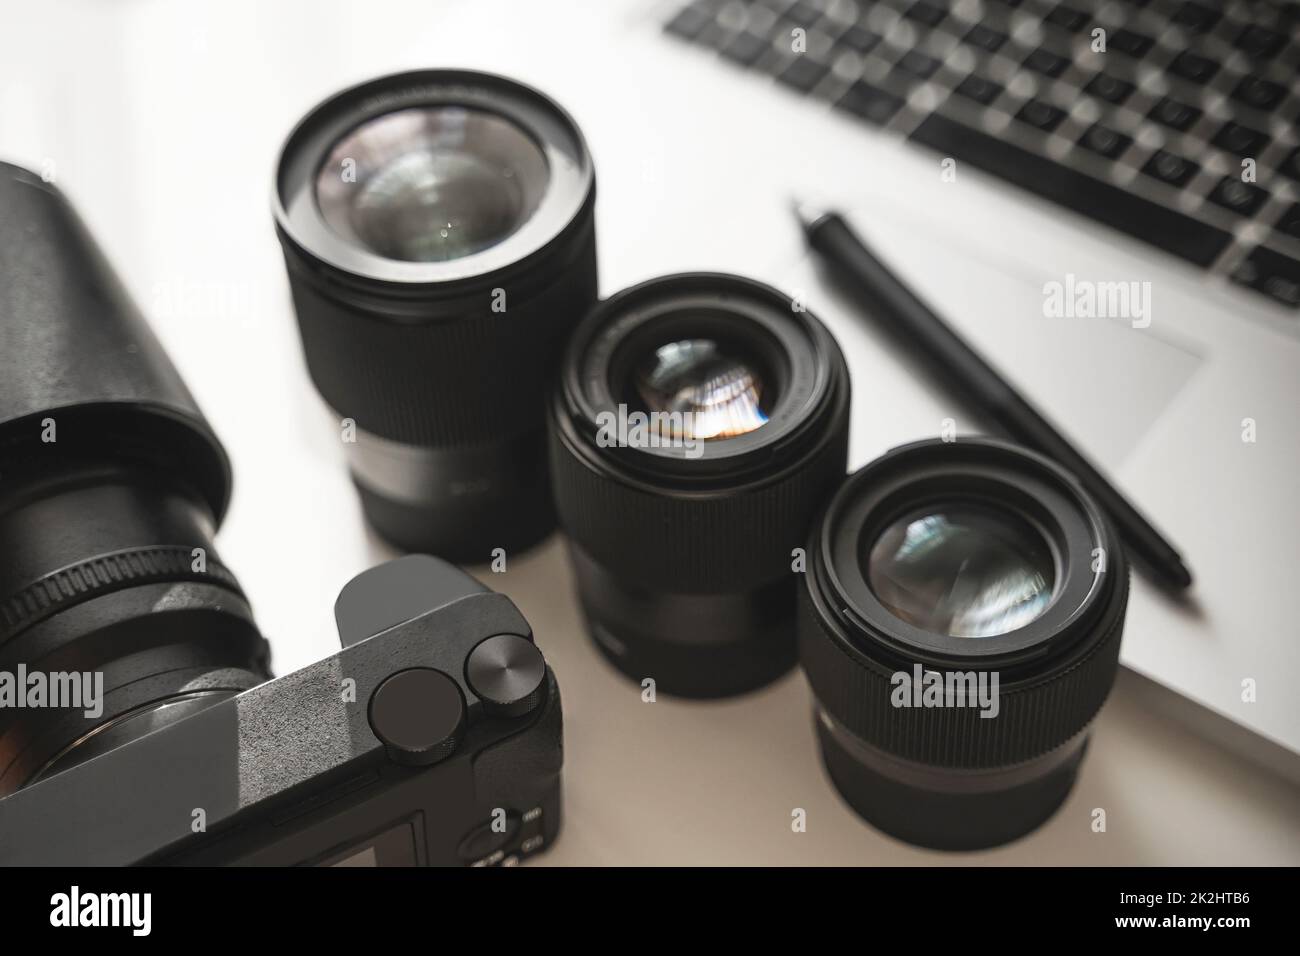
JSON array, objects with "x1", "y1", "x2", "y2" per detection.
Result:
[{"x1": 799, "y1": 438, "x2": 1129, "y2": 769}]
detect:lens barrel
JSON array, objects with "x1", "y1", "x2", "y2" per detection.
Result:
[
  {"x1": 0, "y1": 163, "x2": 270, "y2": 796},
  {"x1": 550, "y1": 273, "x2": 850, "y2": 698},
  {"x1": 273, "y1": 70, "x2": 597, "y2": 561},
  {"x1": 799, "y1": 438, "x2": 1128, "y2": 849}
]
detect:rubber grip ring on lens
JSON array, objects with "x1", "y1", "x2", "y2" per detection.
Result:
[
  {"x1": 0, "y1": 546, "x2": 243, "y2": 646},
  {"x1": 286, "y1": 219, "x2": 596, "y2": 448},
  {"x1": 796, "y1": 566, "x2": 1129, "y2": 769},
  {"x1": 549, "y1": 421, "x2": 850, "y2": 595}
]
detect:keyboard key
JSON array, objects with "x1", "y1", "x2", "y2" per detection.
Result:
[
  {"x1": 1208, "y1": 177, "x2": 1269, "y2": 216},
  {"x1": 896, "y1": 50, "x2": 941, "y2": 79},
  {"x1": 720, "y1": 30, "x2": 770, "y2": 65},
  {"x1": 1231, "y1": 246, "x2": 1300, "y2": 307},
  {"x1": 1212, "y1": 121, "x2": 1270, "y2": 156},
  {"x1": 836, "y1": 81, "x2": 904, "y2": 125},
  {"x1": 1232, "y1": 75, "x2": 1287, "y2": 112},
  {"x1": 1078, "y1": 123, "x2": 1132, "y2": 159},
  {"x1": 908, "y1": 113, "x2": 1233, "y2": 266},
  {"x1": 836, "y1": 24, "x2": 881, "y2": 53},
  {"x1": 1168, "y1": 50, "x2": 1218, "y2": 83},
  {"x1": 1149, "y1": 96, "x2": 1202, "y2": 131},
  {"x1": 1234, "y1": 24, "x2": 1287, "y2": 59},
  {"x1": 777, "y1": 55, "x2": 829, "y2": 91},
  {"x1": 1142, "y1": 150, "x2": 1200, "y2": 187},
  {"x1": 1279, "y1": 147, "x2": 1300, "y2": 183},
  {"x1": 904, "y1": 1, "x2": 947, "y2": 27},
  {"x1": 665, "y1": 3, "x2": 714, "y2": 40},
  {"x1": 1016, "y1": 98, "x2": 1067, "y2": 131},
  {"x1": 1085, "y1": 73, "x2": 1134, "y2": 104},
  {"x1": 783, "y1": 2, "x2": 822, "y2": 28},
  {"x1": 1170, "y1": 1, "x2": 1220, "y2": 32},
  {"x1": 899, "y1": 49, "x2": 941, "y2": 79},
  {"x1": 1045, "y1": 4, "x2": 1090, "y2": 31},
  {"x1": 1275, "y1": 203, "x2": 1300, "y2": 242},
  {"x1": 1024, "y1": 47, "x2": 1071, "y2": 77},
  {"x1": 964, "y1": 24, "x2": 1007, "y2": 52},
  {"x1": 954, "y1": 74, "x2": 1003, "y2": 105},
  {"x1": 1109, "y1": 29, "x2": 1155, "y2": 58}
]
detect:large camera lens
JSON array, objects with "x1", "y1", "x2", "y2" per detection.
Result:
[
  {"x1": 274, "y1": 70, "x2": 597, "y2": 560},
  {"x1": 549, "y1": 274, "x2": 850, "y2": 698},
  {"x1": 799, "y1": 438, "x2": 1129, "y2": 850},
  {"x1": 0, "y1": 163, "x2": 271, "y2": 796},
  {"x1": 314, "y1": 106, "x2": 550, "y2": 263}
]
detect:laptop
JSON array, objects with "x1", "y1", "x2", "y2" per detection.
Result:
[{"x1": 637, "y1": 0, "x2": 1300, "y2": 782}]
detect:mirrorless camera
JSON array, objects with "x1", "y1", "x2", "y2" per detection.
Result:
[{"x1": 0, "y1": 162, "x2": 562, "y2": 866}]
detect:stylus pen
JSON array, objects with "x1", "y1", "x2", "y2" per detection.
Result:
[{"x1": 795, "y1": 202, "x2": 1193, "y2": 593}]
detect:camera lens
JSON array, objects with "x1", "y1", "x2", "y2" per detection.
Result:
[
  {"x1": 0, "y1": 163, "x2": 270, "y2": 796},
  {"x1": 273, "y1": 70, "x2": 597, "y2": 560},
  {"x1": 549, "y1": 273, "x2": 850, "y2": 698},
  {"x1": 866, "y1": 502, "x2": 1056, "y2": 638},
  {"x1": 799, "y1": 438, "x2": 1129, "y2": 849},
  {"x1": 634, "y1": 338, "x2": 772, "y2": 438},
  {"x1": 314, "y1": 106, "x2": 549, "y2": 262}
]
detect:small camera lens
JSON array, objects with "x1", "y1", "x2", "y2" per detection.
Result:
[
  {"x1": 799, "y1": 438, "x2": 1128, "y2": 850},
  {"x1": 274, "y1": 70, "x2": 597, "y2": 560},
  {"x1": 549, "y1": 273, "x2": 850, "y2": 698}
]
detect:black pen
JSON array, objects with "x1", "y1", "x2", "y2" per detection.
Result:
[{"x1": 795, "y1": 202, "x2": 1193, "y2": 593}]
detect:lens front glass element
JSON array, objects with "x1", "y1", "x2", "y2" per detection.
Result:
[
  {"x1": 865, "y1": 502, "x2": 1056, "y2": 638},
  {"x1": 315, "y1": 106, "x2": 549, "y2": 262},
  {"x1": 634, "y1": 338, "x2": 771, "y2": 440}
]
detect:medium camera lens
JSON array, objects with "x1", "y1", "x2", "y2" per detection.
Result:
[
  {"x1": 0, "y1": 163, "x2": 270, "y2": 796},
  {"x1": 634, "y1": 337, "x2": 773, "y2": 438},
  {"x1": 273, "y1": 70, "x2": 597, "y2": 560},
  {"x1": 549, "y1": 274, "x2": 850, "y2": 698},
  {"x1": 799, "y1": 438, "x2": 1129, "y2": 849}
]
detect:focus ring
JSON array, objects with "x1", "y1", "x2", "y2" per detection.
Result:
[
  {"x1": 0, "y1": 546, "x2": 243, "y2": 646},
  {"x1": 285, "y1": 224, "x2": 596, "y2": 448},
  {"x1": 797, "y1": 566, "x2": 1129, "y2": 769},
  {"x1": 550, "y1": 420, "x2": 849, "y2": 594}
]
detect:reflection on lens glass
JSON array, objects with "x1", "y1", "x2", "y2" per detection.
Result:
[
  {"x1": 315, "y1": 106, "x2": 550, "y2": 262},
  {"x1": 635, "y1": 338, "x2": 770, "y2": 440},
  {"x1": 866, "y1": 503, "x2": 1055, "y2": 638}
]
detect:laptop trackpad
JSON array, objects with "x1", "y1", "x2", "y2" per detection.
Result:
[{"x1": 782, "y1": 231, "x2": 1204, "y2": 472}]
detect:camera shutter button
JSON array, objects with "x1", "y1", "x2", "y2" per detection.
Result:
[
  {"x1": 466, "y1": 635, "x2": 546, "y2": 717},
  {"x1": 368, "y1": 668, "x2": 465, "y2": 766}
]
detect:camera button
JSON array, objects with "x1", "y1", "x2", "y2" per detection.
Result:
[
  {"x1": 368, "y1": 668, "x2": 465, "y2": 766},
  {"x1": 466, "y1": 634, "x2": 546, "y2": 717},
  {"x1": 458, "y1": 812, "x2": 521, "y2": 865}
]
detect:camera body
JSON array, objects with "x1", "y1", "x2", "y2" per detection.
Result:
[{"x1": 0, "y1": 555, "x2": 563, "y2": 866}]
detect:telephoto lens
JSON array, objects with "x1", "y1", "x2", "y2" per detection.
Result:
[
  {"x1": 273, "y1": 69, "x2": 597, "y2": 560},
  {"x1": 0, "y1": 162, "x2": 271, "y2": 796},
  {"x1": 799, "y1": 438, "x2": 1129, "y2": 850},
  {"x1": 549, "y1": 273, "x2": 851, "y2": 698}
]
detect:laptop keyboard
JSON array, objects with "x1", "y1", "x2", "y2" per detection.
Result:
[{"x1": 663, "y1": 0, "x2": 1300, "y2": 310}]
